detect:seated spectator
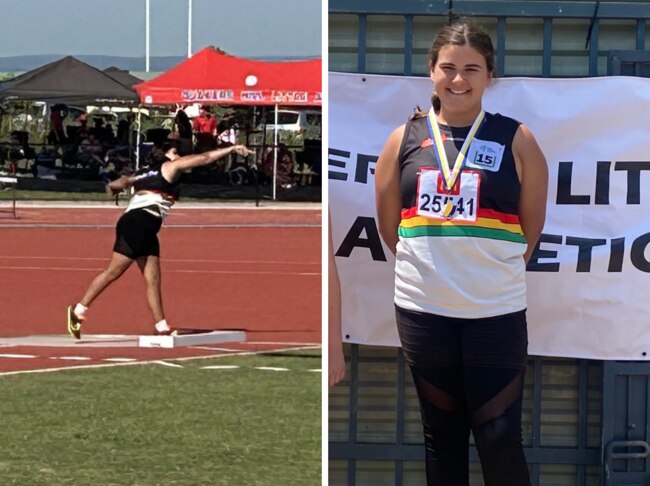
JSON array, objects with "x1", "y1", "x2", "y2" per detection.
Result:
[
  {"x1": 77, "y1": 133, "x2": 104, "y2": 168},
  {"x1": 9, "y1": 131, "x2": 36, "y2": 168},
  {"x1": 294, "y1": 150, "x2": 317, "y2": 186},
  {"x1": 33, "y1": 146, "x2": 62, "y2": 179},
  {"x1": 104, "y1": 145, "x2": 133, "y2": 174},
  {"x1": 217, "y1": 117, "x2": 237, "y2": 147},
  {"x1": 90, "y1": 117, "x2": 114, "y2": 144},
  {"x1": 104, "y1": 123, "x2": 116, "y2": 143},
  {"x1": 262, "y1": 143, "x2": 295, "y2": 189},
  {"x1": 227, "y1": 149, "x2": 255, "y2": 186},
  {"x1": 98, "y1": 160, "x2": 126, "y2": 183}
]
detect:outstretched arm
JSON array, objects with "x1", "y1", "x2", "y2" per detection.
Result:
[{"x1": 163, "y1": 145, "x2": 253, "y2": 181}]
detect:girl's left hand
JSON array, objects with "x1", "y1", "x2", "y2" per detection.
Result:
[{"x1": 233, "y1": 145, "x2": 253, "y2": 157}]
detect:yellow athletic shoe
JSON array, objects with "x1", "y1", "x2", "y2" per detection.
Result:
[{"x1": 66, "y1": 305, "x2": 82, "y2": 340}]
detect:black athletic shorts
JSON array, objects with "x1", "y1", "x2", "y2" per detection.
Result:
[
  {"x1": 113, "y1": 207, "x2": 163, "y2": 259},
  {"x1": 395, "y1": 305, "x2": 529, "y2": 371}
]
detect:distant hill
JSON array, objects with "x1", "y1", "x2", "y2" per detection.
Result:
[{"x1": 0, "y1": 53, "x2": 319, "y2": 73}]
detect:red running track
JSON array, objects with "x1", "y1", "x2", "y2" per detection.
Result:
[{"x1": 0, "y1": 207, "x2": 321, "y2": 373}]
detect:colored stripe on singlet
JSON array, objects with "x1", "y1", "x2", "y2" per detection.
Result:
[{"x1": 399, "y1": 206, "x2": 526, "y2": 243}]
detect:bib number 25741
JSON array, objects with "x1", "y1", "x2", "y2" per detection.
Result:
[{"x1": 416, "y1": 169, "x2": 480, "y2": 222}]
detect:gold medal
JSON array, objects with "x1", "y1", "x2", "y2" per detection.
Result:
[{"x1": 427, "y1": 108, "x2": 485, "y2": 191}]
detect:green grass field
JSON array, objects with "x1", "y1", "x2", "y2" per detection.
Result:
[{"x1": 0, "y1": 349, "x2": 322, "y2": 485}]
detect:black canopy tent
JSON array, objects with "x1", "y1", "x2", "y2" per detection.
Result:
[
  {"x1": 0, "y1": 56, "x2": 138, "y2": 104},
  {"x1": 103, "y1": 67, "x2": 142, "y2": 90},
  {"x1": 0, "y1": 57, "x2": 140, "y2": 184}
]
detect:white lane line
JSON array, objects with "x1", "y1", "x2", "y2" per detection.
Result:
[
  {"x1": 0, "y1": 353, "x2": 37, "y2": 359},
  {"x1": 190, "y1": 347, "x2": 240, "y2": 352},
  {"x1": 103, "y1": 358, "x2": 138, "y2": 362},
  {"x1": 0, "y1": 266, "x2": 319, "y2": 276},
  {"x1": 7, "y1": 203, "x2": 320, "y2": 211},
  {"x1": 0, "y1": 223, "x2": 319, "y2": 229},
  {"x1": 0, "y1": 256, "x2": 319, "y2": 266},
  {"x1": 0, "y1": 266, "x2": 105, "y2": 272},
  {"x1": 255, "y1": 367, "x2": 290, "y2": 371},
  {"x1": 0, "y1": 345, "x2": 320, "y2": 377},
  {"x1": 201, "y1": 365, "x2": 240, "y2": 370},
  {"x1": 246, "y1": 342, "x2": 321, "y2": 347},
  {"x1": 152, "y1": 360, "x2": 183, "y2": 368},
  {"x1": 49, "y1": 356, "x2": 92, "y2": 361},
  {"x1": 86, "y1": 334, "x2": 133, "y2": 339},
  {"x1": 170, "y1": 269, "x2": 319, "y2": 276},
  {"x1": 308, "y1": 369, "x2": 321, "y2": 373},
  {"x1": 165, "y1": 223, "x2": 320, "y2": 228}
]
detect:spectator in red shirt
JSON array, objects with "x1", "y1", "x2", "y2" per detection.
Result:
[{"x1": 192, "y1": 104, "x2": 218, "y2": 152}]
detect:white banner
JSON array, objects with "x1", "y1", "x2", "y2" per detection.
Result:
[{"x1": 329, "y1": 72, "x2": 650, "y2": 360}]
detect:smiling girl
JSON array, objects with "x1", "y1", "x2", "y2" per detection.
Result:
[{"x1": 374, "y1": 21, "x2": 548, "y2": 486}]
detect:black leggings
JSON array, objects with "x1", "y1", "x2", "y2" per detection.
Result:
[
  {"x1": 396, "y1": 305, "x2": 530, "y2": 486},
  {"x1": 113, "y1": 208, "x2": 163, "y2": 259}
]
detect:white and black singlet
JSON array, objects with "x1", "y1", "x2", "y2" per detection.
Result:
[
  {"x1": 113, "y1": 163, "x2": 181, "y2": 259},
  {"x1": 394, "y1": 112, "x2": 527, "y2": 318}
]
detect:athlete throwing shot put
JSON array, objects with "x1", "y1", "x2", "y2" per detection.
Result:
[{"x1": 66, "y1": 140, "x2": 253, "y2": 339}]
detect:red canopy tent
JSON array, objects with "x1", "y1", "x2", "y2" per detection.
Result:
[
  {"x1": 134, "y1": 47, "x2": 321, "y2": 200},
  {"x1": 134, "y1": 47, "x2": 321, "y2": 106}
]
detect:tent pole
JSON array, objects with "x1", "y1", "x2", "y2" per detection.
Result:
[
  {"x1": 145, "y1": 0, "x2": 150, "y2": 72},
  {"x1": 259, "y1": 106, "x2": 268, "y2": 206},
  {"x1": 187, "y1": 0, "x2": 193, "y2": 58},
  {"x1": 24, "y1": 103, "x2": 29, "y2": 134},
  {"x1": 272, "y1": 103, "x2": 278, "y2": 200},
  {"x1": 135, "y1": 107, "x2": 142, "y2": 171},
  {"x1": 253, "y1": 106, "x2": 260, "y2": 207}
]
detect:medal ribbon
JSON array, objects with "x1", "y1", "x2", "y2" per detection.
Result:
[{"x1": 426, "y1": 107, "x2": 485, "y2": 191}]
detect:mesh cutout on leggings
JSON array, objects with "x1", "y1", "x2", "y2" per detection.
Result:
[
  {"x1": 414, "y1": 375, "x2": 459, "y2": 412},
  {"x1": 470, "y1": 370, "x2": 524, "y2": 427},
  {"x1": 113, "y1": 235, "x2": 136, "y2": 259}
]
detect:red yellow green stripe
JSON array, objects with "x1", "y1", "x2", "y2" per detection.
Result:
[{"x1": 399, "y1": 207, "x2": 525, "y2": 243}]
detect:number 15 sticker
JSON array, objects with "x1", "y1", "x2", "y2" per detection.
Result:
[{"x1": 416, "y1": 169, "x2": 480, "y2": 223}]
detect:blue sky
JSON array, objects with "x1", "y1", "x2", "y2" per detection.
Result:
[{"x1": 0, "y1": 0, "x2": 322, "y2": 58}]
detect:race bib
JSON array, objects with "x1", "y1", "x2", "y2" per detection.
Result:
[
  {"x1": 465, "y1": 138, "x2": 505, "y2": 172},
  {"x1": 416, "y1": 168, "x2": 480, "y2": 222}
]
